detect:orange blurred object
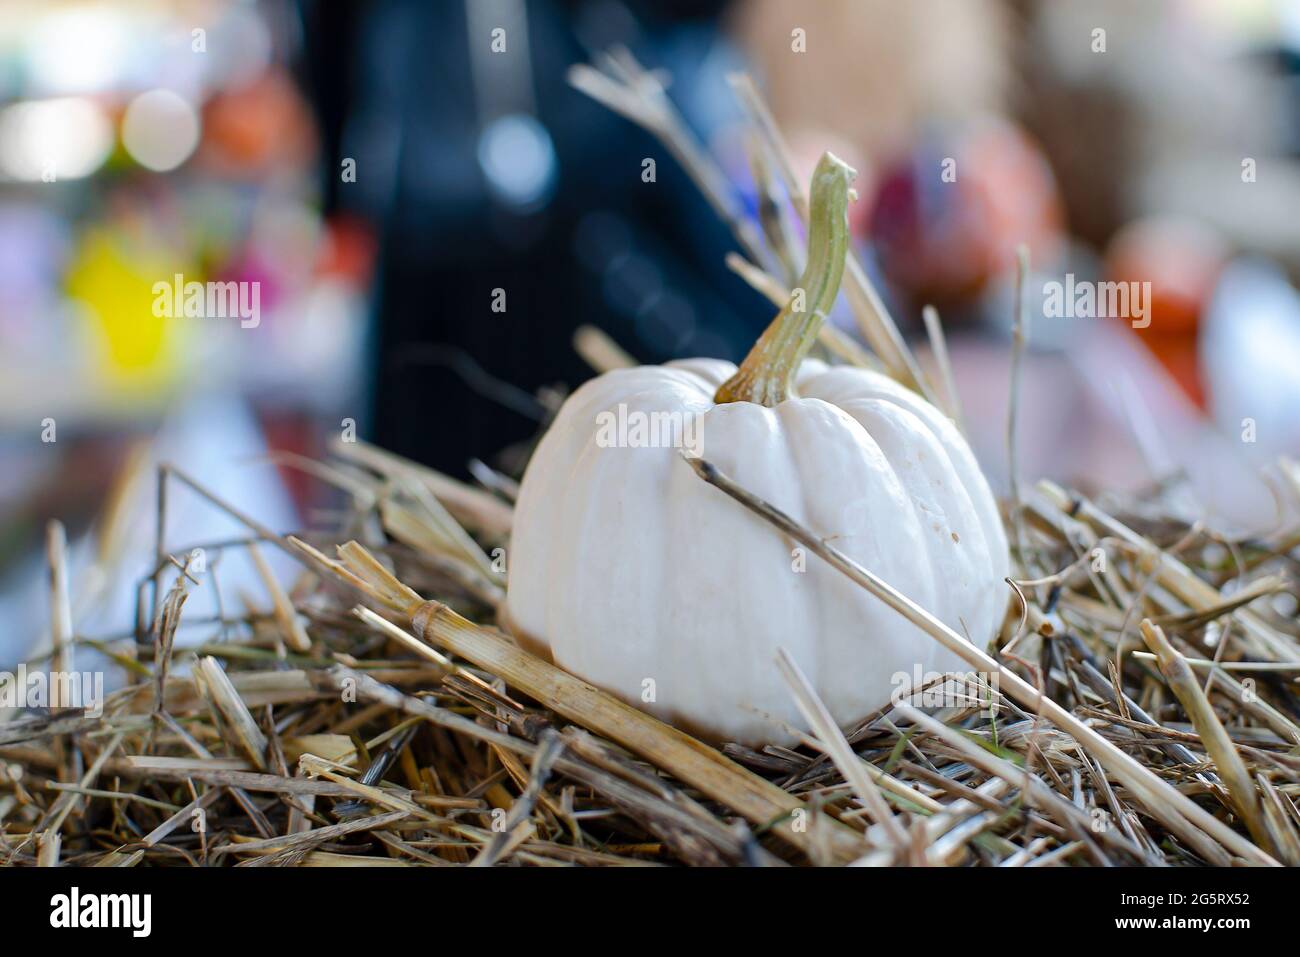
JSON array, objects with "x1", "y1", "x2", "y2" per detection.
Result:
[
  {"x1": 317, "y1": 215, "x2": 378, "y2": 287},
  {"x1": 1105, "y1": 218, "x2": 1227, "y2": 334},
  {"x1": 1105, "y1": 217, "x2": 1228, "y2": 406},
  {"x1": 200, "y1": 69, "x2": 316, "y2": 174}
]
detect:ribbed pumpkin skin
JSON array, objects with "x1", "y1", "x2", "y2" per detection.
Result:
[{"x1": 506, "y1": 357, "x2": 1009, "y2": 746}]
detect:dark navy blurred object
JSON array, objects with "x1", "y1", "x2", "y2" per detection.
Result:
[{"x1": 299, "y1": 0, "x2": 765, "y2": 475}]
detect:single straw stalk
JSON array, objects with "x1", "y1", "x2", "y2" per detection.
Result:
[
  {"x1": 921, "y1": 305, "x2": 965, "y2": 432},
  {"x1": 1139, "y1": 620, "x2": 1290, "y2": 863},
  {"x1": 45, "y1": 521, "x2": 72, "y2": 685}
]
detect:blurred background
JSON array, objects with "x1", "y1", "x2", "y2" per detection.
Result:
[{"x1": 2, "y1": 0, "x2": 1300, "y2": 664}]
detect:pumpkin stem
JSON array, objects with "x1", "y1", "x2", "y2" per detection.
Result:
[{"x1": 714, "y1": 152, "x2": 856, "y2": 407}]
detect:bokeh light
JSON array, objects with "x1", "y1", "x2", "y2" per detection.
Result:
[
  {"x1": 477, "y1": 113, "x2": 558, "y2": 210},
  {"x1": 23, "y1": 5, "x2": 131, "y2": 95},
  {"x1": 121, "y1": 89, "x2": 201, "y2": 172},
  {"x1": 0, "y1": 98, "x2": 113, "y2": 182}
]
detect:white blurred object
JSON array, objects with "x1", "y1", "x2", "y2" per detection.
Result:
[
  {"x1": 121, "y1": 89, "x2": 201, "y2": 173},
  {"x1": 943, "y1": 279, "x2": 1285, "y2": 537},
  {"x1": 0, "y1": 98, "x2": 113, "y2": 182},
  {"x1": 1072, "y1": 322, "x2": 1285, "y2": 536},
  {"x1": 1202, "y1": 259, "x2": 1300, "y2": 461},
  {"x1": 23, "y1": 4, "x2": 131, "y2": 96},
  {"x1": 202, "y1": 5, "x2": 274, "y2": 92},
  {"x1": 0, "y1": 395, "x2": 299, "y2": 676}
]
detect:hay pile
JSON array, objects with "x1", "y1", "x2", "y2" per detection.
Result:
[{"x1": 2, "y1": 434, "x2": 1299, "y2": 866}]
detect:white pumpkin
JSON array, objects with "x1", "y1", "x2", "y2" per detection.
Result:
[{"x1": 505, "y1": 154, "x2": 1009, "y2": 746}]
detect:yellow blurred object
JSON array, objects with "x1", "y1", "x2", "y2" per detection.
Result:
[{"x1": 63, "y1": 228, "x2": 191, "y2": 393}]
